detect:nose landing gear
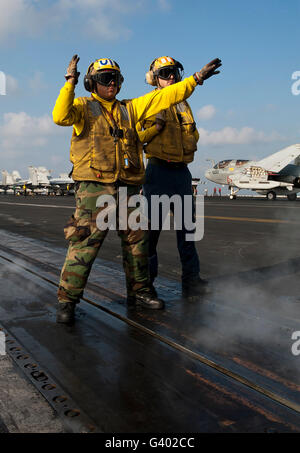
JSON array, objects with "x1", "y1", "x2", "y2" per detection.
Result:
[{"x1": 229, "y1": 186, "x2": 239, "y2": 200}]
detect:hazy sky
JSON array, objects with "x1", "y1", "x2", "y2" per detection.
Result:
[{"x1": 0, "y1": 0, "x2": 299, "y2": 187}]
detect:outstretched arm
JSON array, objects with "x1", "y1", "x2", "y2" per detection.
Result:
[
  {"x1": 131, "y1": 75, "x2": 196, "y2": 124},
  {"x1": 52, "y1": 55, "x2": 84, "y2": 133},
  {"x1": 131, "y1": 58, "x2": 222, "y2": 124}
]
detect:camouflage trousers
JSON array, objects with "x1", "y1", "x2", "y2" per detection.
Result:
[{"x1": 58, "y1": 181, "x2": 150, "y2": 303}]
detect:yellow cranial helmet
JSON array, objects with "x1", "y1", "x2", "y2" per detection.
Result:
[
  {"x1": 84, "y1": 58, "x2": 124, "y2": 92},
  {"x1": 92, "y1": 58, "x2": 121, "y2": 73},
  {"x1": 146, "y1": 56, "x2": 184, "y2": 86},
  {"x1": 152, "y1": 56, "x2": 177, "y2": 71}
]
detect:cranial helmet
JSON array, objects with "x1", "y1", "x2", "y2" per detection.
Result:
[
  {"x1": 84, "y1": 58, "x2": 124, "y2": 93},
  {"x1": 145, "y1": 56, "x2": 184, "y2": 86}
]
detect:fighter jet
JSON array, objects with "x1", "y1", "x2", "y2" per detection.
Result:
[
  {"x1": 28, "y1": 166, "x2": 50, "y2": 187},
  {"x1": 48, "y1": 172, "x2": 74, "y2": 195},
  {"x1": 11, "y1": 170, "x2": 31, "y2": 186},
  {"x1": 0, "y1": 170, "x2": 27, "y2": 193},
  {"x1": 204, "y1": 144, "x2": 300, "y2": 200},
  {"x1": 28, "y1": 167, "x2": 74, "y2": 195},
  {"x1": 1, "y1": 167, "x2": 74, "y2": 195}
]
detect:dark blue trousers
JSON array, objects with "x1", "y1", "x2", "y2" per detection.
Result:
[{"x1": 143, "y1": 162, "x2": 200, "y2": 283}]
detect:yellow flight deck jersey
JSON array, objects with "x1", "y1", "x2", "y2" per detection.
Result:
[
  {"x1": 52, "y1": 76, "x2": 197, "y2": 184},
  {"x1": 136, "y1": 99, "x2": 199, "y2": 164}
]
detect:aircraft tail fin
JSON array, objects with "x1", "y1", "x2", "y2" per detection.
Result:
[
  {"x1": 11, "y1": 170, "x2": 21, "y2": 181},
  {"x1": 1, "y1": 170, "x2": 8, "y2": 185},
  {"x1": 256, "y1": 144, "x2": 300, "y2": 172},
  {"x1": 36, "y1": 167, "x2": 50, "y2": 184},
  {"x1": 28, "y1": 166, "x2": 38, "y2": 186},
  {"x1": 2, "y1": 171, "x2": 15, "y2": 185}
]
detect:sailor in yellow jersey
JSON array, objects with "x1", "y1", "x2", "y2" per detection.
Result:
[
  {"x1": 136, "y1": 56, "x2": 222, "y2": 299},
  {"x1": 53, "y1": 55, "x2": 221, "y2": 323}
]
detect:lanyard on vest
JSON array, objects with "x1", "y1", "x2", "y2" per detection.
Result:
[
  {"x1": 100, "y1": 101, "x2": 130, "y2": 169},
  {"x1": 99, "y1": 102, "x2": 121, "y2": 142}
]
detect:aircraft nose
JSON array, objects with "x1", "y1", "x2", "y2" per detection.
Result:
[{"x1": 205, "y1": 170, "x2": 211, "y2": 180}]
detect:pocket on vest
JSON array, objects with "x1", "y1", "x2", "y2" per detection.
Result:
[
  {"x1": 182, "y1": 126, "x2": 197, "y2": 154},
  {"x1": 91, "y1": 135, "x2": 116, "y2": 171}
]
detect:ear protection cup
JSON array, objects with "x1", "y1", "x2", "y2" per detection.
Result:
[
  {"x1": 145, "y1": 70, "x2": 155, "y2": 86},
  {"x1": 83, "y1": 74, "x2": 93, "y2": 92},
  {"x1": 84, "y1": 62, "x2": 95, "y2": 92},
  {"x1": 145, "y1": 58, "x2": 158, "y2": 86}
]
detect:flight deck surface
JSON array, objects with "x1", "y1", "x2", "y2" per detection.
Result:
[{"x1": 0, "y1": 195, "x2": 299, "y2": 433}]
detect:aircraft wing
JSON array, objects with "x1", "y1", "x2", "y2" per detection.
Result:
[{"x1": 255, "y1": 144, "x2": 300, "y2": 172}]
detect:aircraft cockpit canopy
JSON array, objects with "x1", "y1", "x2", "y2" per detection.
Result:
[
  {"x1": 236, "y1": 160, "x2": 250, "y2": 166},
  {"x1": 213, "y1": 160, "x2": 232, "y2": 169},
  {"x1": 213, "y1": 159, "x2": 250, "y2": 169}
]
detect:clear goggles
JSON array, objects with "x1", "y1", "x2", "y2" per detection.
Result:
[
  {"x1": 156, "y1": 66, "x2": 181, "y2": 81},
  {"x1": 92, "y1": 70, "x2": 123, "y2": 87}
]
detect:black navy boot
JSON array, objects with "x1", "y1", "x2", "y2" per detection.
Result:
[
  {"x1": 182, "y1": 276, "x2": 211, "y2": 300},
  {"x1": 127, "y1": 288, "x2": 164, "y2": 310},
  {"x1": 56, "y1": 302, "x2": 76, "y2": 324}
]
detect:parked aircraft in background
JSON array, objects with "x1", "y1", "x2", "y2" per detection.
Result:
[
  {"x1": 1, "y1": 170, "x2": 16, "y2": 187},
  {"x1": 28, "y1": 166, "x2": 50, "y2": 187},
  {"x1": 205, "y1": 144, "x2": 300, "y2": 200},
  {"x1": 1, "y1": 170, "x2": 28, "y2": 194},
  {"x1": 11, "y1": 170, "x2": 31, "y2": 186},
  {"x1": 0, "y1": 167, "x2": 74, "y2": 195},
  {"x1": 28, "y1": 166, "x2": 74, "y2": 194}
]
